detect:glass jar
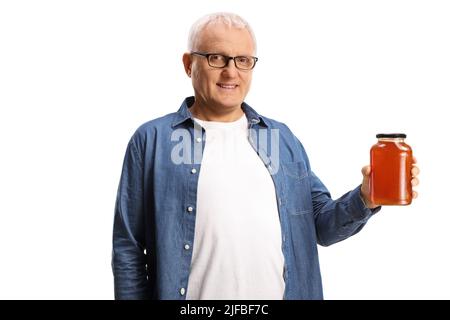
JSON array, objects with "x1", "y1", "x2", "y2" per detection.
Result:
[{"x1": 370, "y1": 133, "x2": 413, "y2": 205}]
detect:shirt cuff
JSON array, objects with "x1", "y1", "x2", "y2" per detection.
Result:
[{"x1": 351, "y1": 185, "x2": 382, "y2": 220}]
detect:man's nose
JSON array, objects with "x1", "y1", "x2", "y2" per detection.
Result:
[{"x1": 221, "y1": 58, "x2": 238, "y2": 77}]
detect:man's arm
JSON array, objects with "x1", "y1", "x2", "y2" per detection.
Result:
[
  {"x1": 288, "y1": 130, "x2": 380, "y2": 246},
  {"x1": 309, "y1": 171, "x2": 380, "y2": 247},
  {"x1": 285, "y1": 126, "x2": 418, "y2": 247},
  {"x1": 112, "y1": 136, "x2": 150, "y2": 299},
  {"x1": 311, "y1": 158, "x2": 419, "y2": 246}
]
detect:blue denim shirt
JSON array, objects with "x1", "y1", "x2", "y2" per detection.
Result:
[{"x1": 112, "y1": 96, "x2": 380, "y2": 300}]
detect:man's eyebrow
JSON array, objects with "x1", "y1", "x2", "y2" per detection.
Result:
[
  {"x1": 210, "y1": 52, "x2": 253, "y2": 57},
  {"x1": 205, "y1": 51, "x2": 228, "y2": 55}
]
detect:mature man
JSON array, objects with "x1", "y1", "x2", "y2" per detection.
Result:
[{"x1": 112, "y1": 12, "x2": 420, "y2": 300}]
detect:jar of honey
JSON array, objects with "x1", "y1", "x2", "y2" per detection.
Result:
[{"x1": 370, "y1": 133, "x2": 413, "y2": 205}]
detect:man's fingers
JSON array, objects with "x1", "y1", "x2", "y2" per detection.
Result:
[
  {"x1": 412, "y1": 166, "x2": 420, "y2": 177},
  {"x1": 361, "y1": 165, "x2": 371, "y2": 176},
  {"x1": 411, "y1": 158, "x2": 419, "y2": 200}
]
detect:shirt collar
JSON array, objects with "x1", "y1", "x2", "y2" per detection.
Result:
[{"x1": 171, "y1": 96, "x2": 269, "y2": 128}]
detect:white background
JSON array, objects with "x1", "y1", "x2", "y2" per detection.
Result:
[{"x1": 1, "y1": 0, "x2": 449, "y2": 299}]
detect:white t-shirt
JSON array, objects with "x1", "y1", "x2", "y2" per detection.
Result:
[{"x1": 186, "y1": 114, "x2": 285, "y2": 300}]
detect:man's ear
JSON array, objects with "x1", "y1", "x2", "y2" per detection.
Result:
[{"x1": 182, "y1": 53, "x2": 192, "y2": 77}]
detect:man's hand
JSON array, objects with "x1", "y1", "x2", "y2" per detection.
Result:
[{"x1": 360, "y1": 157, "x2": 420, "y2": 209}]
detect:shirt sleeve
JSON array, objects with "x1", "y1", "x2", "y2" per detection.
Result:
[
  {"x1": 287, "y1": 127, "x2": 381, "y2": 247},
  {"x1": 310, "y1": 171, "x2": 381, "y2": 246},
  {"x1": 112, "y1": 136, "x2": 150, "y2": 299}
]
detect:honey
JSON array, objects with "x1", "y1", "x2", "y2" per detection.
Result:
[{"x1": 370, "y1": 134, "x2": 412, "y2": 205}]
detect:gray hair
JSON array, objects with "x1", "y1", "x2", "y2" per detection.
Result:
[{"x1": 187, "y1": 12, "x2": 257, "y2": 54}]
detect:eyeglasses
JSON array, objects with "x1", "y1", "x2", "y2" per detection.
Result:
[{"x1": 191, "y1": 52, "x2": 258, "y2": 70}]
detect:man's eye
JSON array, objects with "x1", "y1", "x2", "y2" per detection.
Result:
[
  {"x1": 237, "y1": 57, "x2": 250, "y2": 64},
  {"x1": 210, "y1": 55, "x2": 223, "y2": 61}
]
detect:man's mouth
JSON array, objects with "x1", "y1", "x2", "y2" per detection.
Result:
[{"x1": 217, "y1": 83, "x2": 238, "y2": 90}]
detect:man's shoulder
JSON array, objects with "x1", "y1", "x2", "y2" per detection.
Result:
[
  {"x1": 126, "y1": 112, "x2": 181, "y2": 149},
  {"x1": 133, "y1": 112, "x2": 180, "y2": 136},
  {"x1": 258, "y1": 114, "x2": 295, "y2": 135},
  {"x1": 140, "y1": 112, "x2": 179, "y2": 130},
  {"x1": 257, "y1": 114, "x2": 310, "y2": 164},
  {"x1": 133, "y1": 96, "x2": 193, "y2": 135}
]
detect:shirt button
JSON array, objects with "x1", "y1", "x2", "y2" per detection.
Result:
[
  {"x1": 180, "y1": 287, "x2": 186, "y2": 296},
  {"x1": 187, "y1": 206, "x2": 193, "y2": 212},
  {"x1": 184, "y1": 244, "x2": 190, "y2": 250},
  {"x1": 196, "y1": 137, "x2": 202, "y2": 143},
  {"x1": 191, "y1": 168, "x2": 197, "y2": 174}
]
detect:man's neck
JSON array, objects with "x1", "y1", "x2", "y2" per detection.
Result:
[{"x1": 189, "y1": 101, "x2": 244, "y2": 122}]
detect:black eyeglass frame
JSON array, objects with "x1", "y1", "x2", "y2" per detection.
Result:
[{"x1": 191, "y1": 52, "x2": 259, "y2": 70}]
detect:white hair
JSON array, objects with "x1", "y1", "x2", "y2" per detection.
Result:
[{"x1": 187, "y1": 12, "x2": 257, "y2": 54}]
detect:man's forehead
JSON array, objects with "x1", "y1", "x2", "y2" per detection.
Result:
[
  {"x1": 200, "y1": 23, "x2": 251, "y2": 38},
  {"x1": 195, "y1": 24, "x2": 254, "y2": 53}
]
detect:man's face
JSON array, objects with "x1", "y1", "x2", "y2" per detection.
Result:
[{"x1": 185, "y1": 23, "x2": 255, "y2": 112}]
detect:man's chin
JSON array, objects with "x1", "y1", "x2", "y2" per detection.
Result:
[{"x1": 213, "y1": 98, "x2": 243, "y2": 110}]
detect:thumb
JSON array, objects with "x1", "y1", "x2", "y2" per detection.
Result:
[
  {"x1": 361, "y1": 165, "x2": 371, "y2": 177},
  {"x1": 361, "y1": 165, "x2": 371, "y2": 193},
  {"x1": 360, "y1": 165, "x2": 377, "y2": 208}
]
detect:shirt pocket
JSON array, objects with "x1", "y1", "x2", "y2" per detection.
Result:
[{"x1": 281, "y1": 161, "x2": 313, "y2": 215}]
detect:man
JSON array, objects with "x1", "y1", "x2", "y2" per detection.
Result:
[{"x1": 112, "y1": 12, "x2": 420, "y2": 300}]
